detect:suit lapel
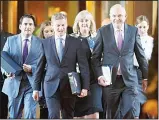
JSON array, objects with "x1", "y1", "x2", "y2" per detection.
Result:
[
  {"x1": 61, "y1": 35, "x2": 70, "y2": 63},
  {"x1": 17, "y1": 34, "x2": 23, "y2": 65},
  {"x1": 120, "y1": 24, "x2": 130, "y2": 53},
  {"x1": 109, "y1": 24, "x2": 120, "y2": 54},
  {"x1": 51, "y1": 36, "x2": 60, "y2": 64},
  {"x1": 51, "y1": 35, "x2": 70, "y2": 64},
  {"x1": 63, "y1": 35, "x2": 69, "y2": 56},
  {"x1": 25, "y1": 35, "x2": 36, "y2": 63}
]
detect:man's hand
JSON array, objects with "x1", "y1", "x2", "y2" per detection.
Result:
[
  {"x1": 142, "y1": 79, "x2": 148, "y2": 93},
  {"x1": 32, "y1": 91, "x2": 39, "y2": 101},
  {"x1": 6, "y1": 72, "x2": 15, "y2": 79},
  {"x1": 98, "y1": 76, "x2": 111, "y2": 87},
  {"x1": 23, "y1": 64, "x2": 32, "y2": 73},
  {"x1": 78, "y1": 89, "x2": 88, "y2": 98}
]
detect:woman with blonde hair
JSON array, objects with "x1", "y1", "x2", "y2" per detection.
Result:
[
  {"x1": 37, "y1": 20, "x2": 54, "y2": 119},
  {"x1": 38, "y1": 20, "x2": 54, "y2": 39},
  {"x1": 71, "y1": 10, "x2": 103, "y2": 119}
]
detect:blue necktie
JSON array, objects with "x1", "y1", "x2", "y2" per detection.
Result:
[
  {"x1": 23, "y1": 39, "x2": 28, "y2": 63},
  {"x1": 57, "y1": 38, "x2": 64, "y2": 62},
  {"x1": 88, "y1": 38, "x2": 95, "y2": 49}
]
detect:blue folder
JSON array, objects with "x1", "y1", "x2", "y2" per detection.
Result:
[{"x1": 1, "y1": 51, "x2": 22, "y2": 76}]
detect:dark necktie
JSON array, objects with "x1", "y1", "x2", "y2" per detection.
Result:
[
  {"x1": 57, "y1": 38, "x2": 64, "y2": 62},
  {"x1": 117, "y1": 30, "x2": 123, "y2": 50},
  {"x1": 23, "y1": 39, "x2": 28, "y2": 63}
]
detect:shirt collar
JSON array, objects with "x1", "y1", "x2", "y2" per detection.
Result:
[
  {"x1": 21, "y1": 33, "x2": 32, "y2": 42},
  {"x1": 113, "y1": 24, "x2": 124, "y2": 33},
  {"x1": 140, "y1": 33, "x2": 148, "y2": 37},
  {"x1": 55, "y1": 34, "x2": 66, "y2": 41}
]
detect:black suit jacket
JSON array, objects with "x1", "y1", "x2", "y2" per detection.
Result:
[
  {"x1": 34, "y1": 35, "x2": 90, "y2": 97},
  {"x1": 0, "y1": 31, "x2": 13, "y2": 91},
  {"x1": 70, "y1": 34, "x2": 97, "y2": 84},
  {"x1": 1, "y1": 31, "x2": 13, "y2": 51}
]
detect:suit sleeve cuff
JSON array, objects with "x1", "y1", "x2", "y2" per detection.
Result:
[{"x1": 98, "y1": 75, "x2": 104, "y2": 80}]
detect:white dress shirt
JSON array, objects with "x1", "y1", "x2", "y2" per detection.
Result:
[
  {"x1": 21, "y1": 34, "x2": 32, "y2": 54},
  {"x1": 140, "y1": 35, "x2": 154, "y2": 60},
  {"x1": 113, "y1": 25, "x2": 124, "y2": 46},
  {"x1": 134, "y1": 34, "x2": 154, "y2": 66},
  {"x1": 55, "y1": 34, "x2": 66, "y2": 48}
]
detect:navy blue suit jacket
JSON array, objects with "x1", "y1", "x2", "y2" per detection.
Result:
[
  {"x1": 92, "y1": 23, "x2": 148, "y2": 87},
  {"x1": 33, "y1": 35, "x2": 90, "y2": 98}
]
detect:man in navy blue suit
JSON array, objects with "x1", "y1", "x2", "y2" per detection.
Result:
[
  {"x1": 91, "y1": 4, "x2": 148, "y2": 119},
  {"x1": 33, "y1": 13, "x2": 90, "y2": 119}
]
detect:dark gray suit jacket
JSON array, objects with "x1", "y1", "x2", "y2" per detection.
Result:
[
  {"x1": 2, "y1": 34, "x2": 43, "y2": 98},
  {"x1": 0, "y1": 31, "x2": 13, "y2": 91},
  {"x1": 33, "y1": 35, "x2": 90, "y2": 98},
  {"x1": 91, "y1": 23, "x2": 148, "y2": 87}
]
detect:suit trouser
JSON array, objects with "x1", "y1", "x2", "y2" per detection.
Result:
[
  {"x1": 39, "y1": 70, "x2": 48, "y2": 119},
  {"x1": 103, "y1": 75, "x2": 139, "y2": 119},
  {"x1": 101, "y1": 86, "x2": 109, "y2": 119},
  {"x1": 46, "y1": 85, "x2": 76, "y2": 119},
  {"x1": 135, "y1": 68, "x2": 147, "y2": 117},
  {"x1": 8, "y1": 80, "x2": 37, "y2": 119},
  {"x1": 0, "y1": 92, "x2": 8, "y2": 118},
  {"x1": 0, "y1": 72, "x2": 8, "y2": 119}
]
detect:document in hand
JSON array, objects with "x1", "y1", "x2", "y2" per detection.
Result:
[
  {"x1": 1, "y1": 51, "x2": 22, "y2": 75},
  {"x1": 68, "y1": 72, "x2": 81, "y2": 95},
  {"x1": 102, "y1": 66, "x2": 112, "y2": 85}
]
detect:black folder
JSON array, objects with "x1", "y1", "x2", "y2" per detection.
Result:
[
  {"x1": 1, "y1": 51, "x2": 22, "y2": 76},
  {"x1": 68, "y1": 72, "x2": 81, "y2": 95}
]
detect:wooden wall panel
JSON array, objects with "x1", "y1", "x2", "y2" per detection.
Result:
[
  {"x1": 134, "y1": 1, "x2": 153, "y2": 35},
  {"x1": 25, "y1": 1, "x2": 46, "y2": 26}
]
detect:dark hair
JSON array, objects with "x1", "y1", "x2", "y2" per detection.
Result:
[
  {"x1": 136, "y1": 15, "x2": 149, "y2": 26},
  {"x1": 19, "y1": 14, "x2": 36, "y2": 26}
]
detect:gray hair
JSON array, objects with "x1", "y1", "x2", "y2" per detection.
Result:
[{"x1": 51, "y1": 12, "x2": 67, "y2": 22}]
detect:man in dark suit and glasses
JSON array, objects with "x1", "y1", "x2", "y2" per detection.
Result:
[
  {"x1": 32, "y1": 13, "x2": 90, "y2": 119},
  {"x1": 91, "y1": 4, "x2": 148, "y2": 119},
  {"x1": 0, "y1": 12, "x2": 13, "y2": 119}
]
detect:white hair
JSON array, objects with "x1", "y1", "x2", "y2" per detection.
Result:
[{"x1": 109, "y1": 4, "x2": 126, "y2": 16}]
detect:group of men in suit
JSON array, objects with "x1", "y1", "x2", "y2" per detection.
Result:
[{"x1": 1, "y1": 4, "x2": 148, "y2": 119}]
